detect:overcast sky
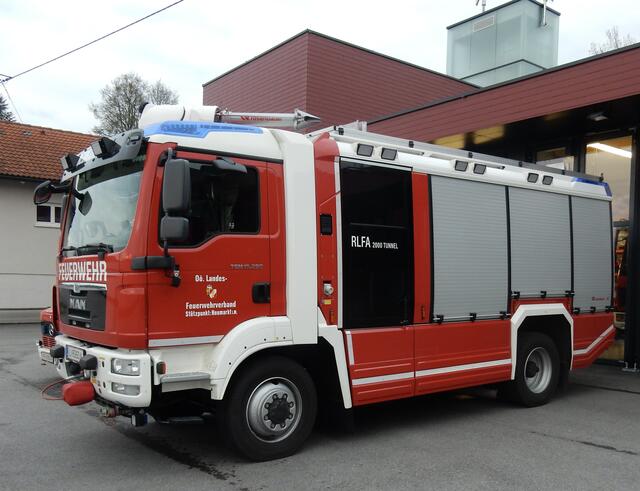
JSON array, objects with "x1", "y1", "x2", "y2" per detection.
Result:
[{"x1": 1, "y1": 0, "x2": 639, "y2": 134}]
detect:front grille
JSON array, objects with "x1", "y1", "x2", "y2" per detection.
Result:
[{"x1": 59, "y1": 284, "x2": 107, "y2": 331}]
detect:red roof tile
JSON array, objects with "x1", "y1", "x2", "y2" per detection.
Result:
[{"x1": 0, "y1": 121, "x2": 95, "y2": 181}]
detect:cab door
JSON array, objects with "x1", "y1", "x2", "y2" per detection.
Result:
[{"x1": 145, "y1": 149, "x2": 284, "y2": 347}]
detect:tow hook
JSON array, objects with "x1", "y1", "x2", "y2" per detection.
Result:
[{"x1": 99, "y1": 406, "x2": 119, "y2": 418}]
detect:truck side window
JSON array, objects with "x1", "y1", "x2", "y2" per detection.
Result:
[{"x1": 171, "y1": 163, "x2": 260, "y2": 246}]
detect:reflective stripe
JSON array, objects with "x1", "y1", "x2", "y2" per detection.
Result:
[
  {"x1": 148, "y1": 335, "x2": 223, "y2": 348},
  {"x1": 60, "y1": 282, "x2": 107, "y2": 291},
  {"x1": 573, "y1": 325, "x2": 615, "y2": 356},
  {"x1": 352, "y1": 371, "x2": 414, "y2": 386},
  {"x1": 345, "y1": 330, "x2": 355, "y2": 365},
  {"x1": 351, "y1": 359, "x2": 513, "y2": 387},
  {"x1": 415, "y1": 358, "x2": 511, "y2": 378}
]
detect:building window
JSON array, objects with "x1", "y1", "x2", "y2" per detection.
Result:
[
  {"x1": 535, "y1": 146, "x2": 574, "y2": 171},
  {"x1": 586, "y1": 135, "x2": 632, "y2": 223},
  {"x1": 36, "y1": 204, "x2": 62, "y2": 227},
  {"x1": 585, "y1": 134, "x2": 632, "y2": 335}
]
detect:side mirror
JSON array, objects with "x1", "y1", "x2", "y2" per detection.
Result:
[
  {"x1": 34, "y1": 180, "x2": 53, "y2": 205},
  {"x1": 163, "y1": 159, "x2": 191, "y2": 215},
  {"x1": 160, "y1": 216, "x2": 189, "y2": 243}
]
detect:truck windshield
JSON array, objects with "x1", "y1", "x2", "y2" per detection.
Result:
[{"x1": 63, "y1": 155, "x2": 144, "y2": 255}]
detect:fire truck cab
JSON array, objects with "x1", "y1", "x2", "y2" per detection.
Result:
[{"x1": 36, "y1": 105, "x2": 615, "y2": 461}]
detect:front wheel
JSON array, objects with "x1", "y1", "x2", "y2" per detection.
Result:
[
  {"x1": 221, "y1": 356, "x2": 317, "y2": 461},
  {"x1": 499, "y1": 332, "x2": 559, "y2": 407}
]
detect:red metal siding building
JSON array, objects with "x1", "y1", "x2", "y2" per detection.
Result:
[
  {"x1": 202, "y1": 31, "x2": 640, "y2": 367},
  {"x1": 203, "y1": 30, "x2": 472, "y2": 131},
  {"x1": 368, "y1": 45, "x2": 640, "y2": 150}
]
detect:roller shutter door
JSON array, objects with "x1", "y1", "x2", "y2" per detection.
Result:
[
  {"x1": 509, "y1": 188, "x2": 571, "y2": 297},
  {"x1": 572, "y1": 197, "x2": 613, "y2": 312},
  {"x1": 431, "y1": 176, "x2": 508, "y2": 321}
]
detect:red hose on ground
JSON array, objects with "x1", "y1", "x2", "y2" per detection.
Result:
[
  {"x1": 41, "y1": 378, "x2": 67, "y2": 400},
  {"x1": 41, "y1": 375, "x2": 83, "y2": 400}
]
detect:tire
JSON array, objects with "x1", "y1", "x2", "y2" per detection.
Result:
[
  {"x1": 220, "y1": 356, "x2": 317, "y2": 461},
  {"x1": 499, "y1": 332, "x2": 559, "y2": 407}
]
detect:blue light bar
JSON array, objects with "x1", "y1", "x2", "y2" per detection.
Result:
[
  {"x1": 144, "y1": 120, "x2": 263, "y2": 138},
  {"x1": 572, "y1": 177, "x2": 612, "y2": 197}
]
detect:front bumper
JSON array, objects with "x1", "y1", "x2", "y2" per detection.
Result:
[
  {"x1": 45, "y1": 335, "x2": 153, "y2": 407},
  {"x1": 37, "y1": 342, "x2": 54, "y2": 364}
]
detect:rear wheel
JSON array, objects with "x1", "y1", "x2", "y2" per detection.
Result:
[
  {"x1": 221, "y1": 356, "x2": 317, "y2": 461},
  {"x1": 499, "y1": 332, "x2": 559, "y2": 407}
]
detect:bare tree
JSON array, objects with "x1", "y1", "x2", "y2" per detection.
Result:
[
  {"x1": 0, "y1": 94, "x2": 15, "y2": 122},
  {"x1": 147, "y1": 80, "x2": 179, "y2": 105},
  {"x1": 89, "y1": 72, "x2": 178, "y2": 135},
  {"x1": 589, "y1": 26, "x2": 636, "y2": 55}
]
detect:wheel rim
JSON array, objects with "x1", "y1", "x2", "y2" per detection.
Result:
[
  {"x1": 524, "y1": 347, "x2": 552, "y2": 394},
  {"x1": 246, "y1": 377, "x2": 302, "y2": 443}
]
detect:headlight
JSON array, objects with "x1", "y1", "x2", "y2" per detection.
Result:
[
  {"x1": 41, "y1": 323, "x2": 55, "y2": 337},
  {"x1": 111, "y1": 382, "x2": 140, "y2": 396},
  {"x1": 111, "y1": 358, "x2": 140, "y2": 376}
]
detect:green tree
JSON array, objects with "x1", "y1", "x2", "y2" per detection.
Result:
[
  {"x1": 0, "y1": 94, "x2": 15, "y2": 122},
  {"x1": 89, "y1": 72, "x2": 178, "y2": 135}
]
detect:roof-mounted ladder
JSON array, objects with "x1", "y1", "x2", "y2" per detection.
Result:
[{"x1": 325, "y1": 126, "x2": 602, "y2": 181}]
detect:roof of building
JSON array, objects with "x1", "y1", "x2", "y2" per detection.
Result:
[
  {"x1": 203, "y1": 29, "x2": 474, "y2": 132},
  {"x1": 446, "y1": 0, "x2": 560, "y2": 30},
  {"x1": 369, "y1": 42, "x2": 640, "y2": 141},
  {"x1": 0, "y1": 121, "x2": 95, "y2": 181},
  {"x1": 203, "y1": 29, "x2": 475, "y2": 89}
]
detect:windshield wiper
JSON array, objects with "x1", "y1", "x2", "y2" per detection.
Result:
[
  {"x1": 60, "y1": 245, "x2": 78, "y2": 258},
  {"x1": 77, "y1": 242, "x2": 114, "y2": 259}
]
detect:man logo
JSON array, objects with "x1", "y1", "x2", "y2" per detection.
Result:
[
  {"x1": 206, "y1": 285, "x2": 217, "y2": 299},
  {"x1": 69, "y1": 298, "x2": 87, "y2": 310}
]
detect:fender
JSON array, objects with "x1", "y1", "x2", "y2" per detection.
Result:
[
  {"x1": 510, "y1": 303, "x2": 574, "y2": 378},
  {"x1": 317, "y1": 308, "x2": 353, "y2": 409},
  {"x1": 209, "y1": 316, "x2": 294, "y2": 399}
]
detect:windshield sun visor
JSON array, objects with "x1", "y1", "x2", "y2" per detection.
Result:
[{"x1": 61, "y1": 129, "x2": 144, "y2": 183}]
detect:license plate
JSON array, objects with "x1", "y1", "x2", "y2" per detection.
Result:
[
  {"x1": 39, "y1": 350, "x2": 54, "y2": 364},
  {"x1": 66, "y1": 345, "x2": 85, "y2": 363}
]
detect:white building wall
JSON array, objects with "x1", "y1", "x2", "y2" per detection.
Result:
[{"x1": 0, "y1": 179, "x2": 61, "y2": 321}]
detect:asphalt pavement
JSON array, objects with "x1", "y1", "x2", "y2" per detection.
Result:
[{"x1": 1, "y1": 323, "x2": 639, "y2": 491}]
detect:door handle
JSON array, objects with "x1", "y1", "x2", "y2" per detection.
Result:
[{"x1": 252, "y1": 282, "x2": 271, "y2": 303}]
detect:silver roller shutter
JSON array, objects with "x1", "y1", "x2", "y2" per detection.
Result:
[
  {"x1": 572, "y1": 197, "x2": 613, "y2": 312},
  {"x1": 431, "y1": 176, "x2": 508, "y2": 321},
  {"x1": 509, "y1": 188, "x2": 571, "y2": 297}
]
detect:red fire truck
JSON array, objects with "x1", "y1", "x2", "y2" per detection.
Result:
[{"x1": 35, "y1": 104, "x2": 615, "y2": 461}]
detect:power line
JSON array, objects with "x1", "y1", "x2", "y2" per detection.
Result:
[
  {"x1": 1, "y1": 0, "x2": 184, "y2": 84},
  {"x1": 1, "y1": 82, "x2": 23, "y2": 122}
]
